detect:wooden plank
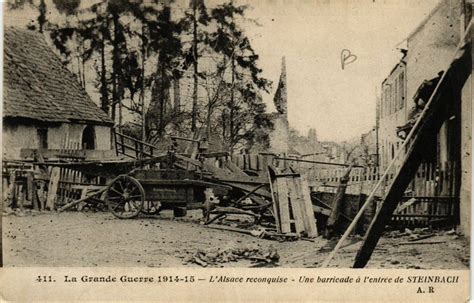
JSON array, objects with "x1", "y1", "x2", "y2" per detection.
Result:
[
  {"x1": 17, "y1": 184, "x2": 25, "y2": 211},
  {"x1": 287, "y1": 178, "x2": 305, "y2": 234},
  {"x1": 2, "y1": 176, "x2": 9, "y2": 203},
  {"x1": 46, "y1": 167, "x2": 61, "y2": 210},
  {"x1": 5, "y1": 171, "x2": 16, "y2": 207},
  {"x1": 299, "y1": 177, "x2": 318, "y2": 237},
  {"x1": 224, "y1": 161, "x2": 247, "y2": 177},
  {"x1": 249, "y1": 154, "x2": 258, "y2": 171},
  {"x1": 267, "y1": 167, "x2": 281, "y2": 233},
  {"x1": 37, "y1": 181, "x2": 46, "y2": 210},
  {"x1": 77, "y1": 186, "x2": 89, "y2": 211},
  {"x1": 276, "y1": 177, "x2": 291, "y2": 233},
  {"x1": 26, "y1": 171, "x2": 34, "y2": 201}
]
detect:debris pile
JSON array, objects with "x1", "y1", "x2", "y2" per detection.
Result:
[{"x1": 182, "y1": 242, "x2": 279, "y2": 267}]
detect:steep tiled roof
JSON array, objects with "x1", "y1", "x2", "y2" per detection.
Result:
[{"x1": 3, "y1": 27, "x2": 113, "y2": 125}]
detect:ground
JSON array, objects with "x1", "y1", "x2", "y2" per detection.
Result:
[{"x1": 2, "y1": 210, "x2": 469, "y2": 269}]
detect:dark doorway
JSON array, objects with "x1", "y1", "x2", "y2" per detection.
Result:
[{"x1": 82, "y1": 125, "x2": 96, "y2": 150}]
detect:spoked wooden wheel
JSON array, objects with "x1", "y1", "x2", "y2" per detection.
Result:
[{"x1": 105, "y1": 175, "x2": 145, "y2": 219}]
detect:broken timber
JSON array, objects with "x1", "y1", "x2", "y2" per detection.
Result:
[
  {"x1": 324, "y1": 164, "x2": 353, "y2": 239},
  {"x1": 57, "y1": 186, "x2": 108, "y2": 212},
  {"x1": 268, "y1": 166, "x2": 318, "y2": 238}
]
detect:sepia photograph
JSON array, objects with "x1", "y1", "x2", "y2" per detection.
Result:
[{"x1": 1, "y1": 0, "x2": 471, "y2": 285}]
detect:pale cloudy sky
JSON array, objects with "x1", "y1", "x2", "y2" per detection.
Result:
[{"x1": 239, "y1": 0, "x2": 440, "y2": 141}]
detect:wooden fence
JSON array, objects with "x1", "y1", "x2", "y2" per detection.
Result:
[
  {"x1": 224, "y1": 154, "x2": 458, "y2": 228},
  {"x1": 3, "y1": 138, "x2": 104, "y2": 211},
  {"x1": 304, "y1": 161, "x2": 458, "y2": 228}
]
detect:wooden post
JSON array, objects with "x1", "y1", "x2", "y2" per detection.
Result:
[
  {"x1": 299, "y1": 176, "x2": 319, "y2": 237},
  {"x1": 5, "y1": 171, "x2": 16, "y2": 208},
  {"x1": 17, "y1": 184, "x2": 25, "y2": 211},
  {"x1": 267, "y1": 167, "x2": 281, "y2": 233},
  {"x1": 27, "y1": 172, "x2": 39, "y2": 210},
  {"x1": 288, "y1": 178, "x2": 305, "y2": 233},
  {"x1": 324, "y1": 165, "x2": 353, "y2": 239},
  {"x1": 46, "y1": 167, "x2": 61, "y2": 210},
  {"x1": 276, "y1": 177, "x2": 291, "y2": 233}
]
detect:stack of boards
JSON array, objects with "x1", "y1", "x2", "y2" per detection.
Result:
[{"x1": 268, "y1": 166, "x2": 318, "y2": 238}]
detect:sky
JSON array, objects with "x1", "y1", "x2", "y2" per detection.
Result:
[
  {"x1": 238, "y1": 0, "x2": 440, "y2": 141},
  {"x1": 3, "y1": 0, "x2": 441, "y2": 142}
]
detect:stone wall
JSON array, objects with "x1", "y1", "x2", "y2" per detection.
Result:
[{"x1": 405, "y1": 1, "x2": 462, "y2": 104}]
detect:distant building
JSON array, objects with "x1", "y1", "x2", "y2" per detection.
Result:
[{"x1": 3, "y1": 28, "x2": 114, "y2": 160}]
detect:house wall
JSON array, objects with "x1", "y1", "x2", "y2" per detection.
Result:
[
  {"x1": 459, "y1": 72, "x2": 471, "y2": 237},
  {"x1": 2, "y1": 121, "x2": 112, "y2": 160},
  {"x1": 405, "y1": 1, "x2": 462, "y2": 107},
  {"x1": 378, "y1": 63, "x2": 406, "y2": 170}
]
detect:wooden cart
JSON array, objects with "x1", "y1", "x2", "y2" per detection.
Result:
[{"x1": 104, "y1": 169, "x2": 230, "y2": 219}]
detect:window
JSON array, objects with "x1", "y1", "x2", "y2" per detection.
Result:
[
  {"x1": 399, "y1": 71, "x2": 405, "y2": 109},
  {"x1": 37, "y1": 128, "x2": 48, "y2": 149},
  {"x1": 389, "y1": 85, "x2": 393, "y2": 115},
  {"x1": 394, "y1": 77, "x2": 399, "y2": 112},
  {"x1": 82, "y1": 125, "x2": 96, "y2": 150}
]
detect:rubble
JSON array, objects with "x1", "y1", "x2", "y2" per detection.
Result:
[{"x1": 182, "y1": 242, "x2": 279, "y2": 267}]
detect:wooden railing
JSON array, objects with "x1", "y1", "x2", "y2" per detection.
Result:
[{"x1": 114, "y1": 132, "x2": 159, "y2": 159}]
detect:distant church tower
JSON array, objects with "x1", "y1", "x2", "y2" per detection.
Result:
[
  {"x1": 273, "y1": 57, "x2": 287, "y2": 116},
  {"x1": 268, "y1": 57, "x2": 289, "y2": 154}
]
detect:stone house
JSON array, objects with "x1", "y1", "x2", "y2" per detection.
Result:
[{"x1": 3, "y1": 27, "x2": 114, "y2": 160}]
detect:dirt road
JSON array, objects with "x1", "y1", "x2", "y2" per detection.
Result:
[{"x1": 3, "y1": 210, "x2": 469, "y2": 269}]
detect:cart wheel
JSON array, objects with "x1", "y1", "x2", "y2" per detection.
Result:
[
  {"x1": 173, "y1": 207, "x2": 187, "y2": 218},
  {"x1": 105, "y1": 175, "x2": 144, "y2": 219}
]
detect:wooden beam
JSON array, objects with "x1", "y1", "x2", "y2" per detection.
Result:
[{"x1": 274, "y1": 157, "x2": 363, "y2": 168}]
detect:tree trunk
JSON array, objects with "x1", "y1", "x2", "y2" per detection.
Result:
[
  {"x1": 191, "y1": 0, "x2": 198, "y2": 132},
  {"x1": 206, "y1": 103, "x2": 212, "y2": 139},
  {"x1": 159, "y1": 66, "x2": 166, "y2": 137},
  {"x1": 229, "y1": 57, "x2": 235, "y2": 151},
  {"x1": 80, "y1": 37, "x2": 86, "y2": 88},
  {"x1": 141, "y1": 25, "x2": 146, "y2": 141},
  {"x1": 76, "y1": 55, "x2": 82, "y2": 86},
  {"x1": 111, "y1": 13, "x2": 122, "y2": 127},
  {"x1": 173, "y1": 78, "x2": 180, "y2": 110},
  {"x1": 100, "y1": 25, "x2": 109, "y2": 114}
]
